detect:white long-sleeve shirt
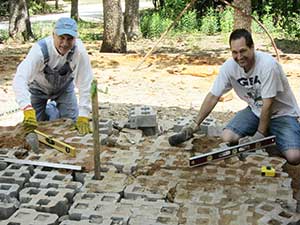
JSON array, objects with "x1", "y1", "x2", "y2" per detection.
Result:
[{"x1": 13, "y1": 36, "x2": 93, "y2": 117}]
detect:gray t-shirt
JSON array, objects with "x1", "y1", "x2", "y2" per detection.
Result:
[{"x1": 211, "y1": 51, "x2": 300, "y2": 118}]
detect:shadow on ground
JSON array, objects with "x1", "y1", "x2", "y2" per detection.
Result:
[{"x1": 275, "y1": 38, "x2": 300, "y2": 54}]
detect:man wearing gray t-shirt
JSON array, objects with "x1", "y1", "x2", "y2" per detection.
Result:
[{"x1": 193, "y1": 29, "x2": 300, "y2": 165}]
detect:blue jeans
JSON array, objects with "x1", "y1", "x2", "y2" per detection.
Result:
[
  {"x1": 226, "y1": 107, "x2": 300, "y2": 152},
  {"x1": 30, "y1": 82, "x2": 78, "y2": 121}
]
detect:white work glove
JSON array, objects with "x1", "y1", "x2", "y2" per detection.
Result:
[{"x1": 239, "y1": 131, "x2": 265, "y2": 144}]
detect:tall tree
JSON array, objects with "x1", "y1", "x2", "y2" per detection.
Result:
[
  {"x1": 9, "y1": 0, "x2": 34, "y2": 41},
  {"x1": 71, "y1": 0, "x2": 79, "y2": 21},
  {"x1": 233, "y1": 0, "x2": 252, "y2": 32},
  {"x1": 101, "y1": 0, "x2": 127, "y2": 53},
  {"x1": 124, "y1": 0, "x2": 141, "y2": 41}
]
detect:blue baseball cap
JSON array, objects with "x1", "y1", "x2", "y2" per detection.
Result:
[{"x1": 54, "y1": 17, "x2": 78, "y2": 37}]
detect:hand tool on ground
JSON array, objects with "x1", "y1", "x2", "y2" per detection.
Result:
[
  {"x1": 189, "y1": 135, "x2": 276, "y2": 167},
  {"x1": 0, "y1": 157, "x2": 81, "y2": 171},
  {"x1": 168, "y1": 127, "x2": 195, "y2": 146},
  {"x1": 35, "y1": 130, "x2": 76, "y2": 157},
  {"x1": 25, "y1": 132, "x2": 39, "y2": 153}
]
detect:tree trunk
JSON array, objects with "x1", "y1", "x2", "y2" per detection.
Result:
[
  {"x1": 9, "y1": 0, "x2": 34, "y2": 41},
  {"x1": 233, "y1": 0, "x2": 252, "y2": 32},
  {"x1": 101, "y1": 0, "x2": 127, "y2": 53},
  {"x1": 71, "y1": 0, "x2": 79, "y2": 21},
  {"x1": 55, "y1": 0, "x2": 59, "y2": 9},
  {"x1": 124, "y1": 0, "x2": 141, "y2": 41}
]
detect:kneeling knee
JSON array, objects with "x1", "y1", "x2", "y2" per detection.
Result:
[
  {"x1": 221, "y1": 129, "x2": 240, "y2": 144},
  {"x1": 284, "y1": 151, "x2": 300, "y2": 166}
]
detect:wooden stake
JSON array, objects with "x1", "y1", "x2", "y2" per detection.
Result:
[{"x1": 91, "y1": 79, "x2": 101, "y2": 180}]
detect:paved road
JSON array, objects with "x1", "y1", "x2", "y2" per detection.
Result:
[{"x1": 0, "y1": 1, "x2": 153, "y2": 30}]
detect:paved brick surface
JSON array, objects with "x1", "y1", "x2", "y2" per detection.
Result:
[{"x1": 0, "y1": 114, "x2": 300, "y2": 224}]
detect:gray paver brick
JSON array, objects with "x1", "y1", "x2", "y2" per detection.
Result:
[
  {"x1": 128, "y1": 106, "x2": 157, "y2": 128},
  {"x1": 27, "y1": 167, "x2": 82, "y2": 191},
  {"x1": 0, "y1": 197, "x2": 18, "y2": 220},
  {"x1": 0, "y1": 163, "x2": 33, "y2": 187},
  {"x1": 173, "y1": 116, "x2": 194, "y2": 133},
  {"x1": 99, "y1": 118, "x2": 113, "y2": 135},
  {"x1": 0, "y1": 208, "x2": 58, "y2": 225},
  {"x1": 81, "y1": 171, "x2": 127, "y2": 193},
  {"x1": 20, "y1": 187, "x2": 76, "y2": 216},
  {"x1": 0, "y1": 183, "x2": 20, "y2": 198}
]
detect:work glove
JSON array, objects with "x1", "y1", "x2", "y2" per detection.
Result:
[
  {"x1": 75, "y1": 116, "x2": 91, "y2": 135},
  {"x1": 23, "y1": 108, "x2": 38, "y2": 134},
  {"x1": 239, "y1": 131, "x2": 265, "y2": 145}
]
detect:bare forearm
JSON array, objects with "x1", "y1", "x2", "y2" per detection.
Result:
[
  {"x1": 195, "y1": 92, "x2": 220, "y2": 127},
  {"x1": 258, "y1": 98, "x2": 274, "y2": 135}
]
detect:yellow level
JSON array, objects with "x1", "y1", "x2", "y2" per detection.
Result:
[{"x1": 35, "y1": 130, "x2": 76, "y2": 157}]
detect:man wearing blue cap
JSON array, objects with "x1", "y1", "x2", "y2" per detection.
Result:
[{"x1": 13, "y1": 17, "x2": 93, "y2": 135}]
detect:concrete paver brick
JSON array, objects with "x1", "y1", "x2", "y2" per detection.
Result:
[
  {"x1": 120, "y1": 198, "x2": 179, "y2": 224},
  {"x1": 65, "y1": 133, "x2": 108, "y2": 146},
  {"x1": 0, "y1": 182, "x2": 20, "y2": 198},
  {"x1": 0, "y1": 148, "x2": 28, "y2": 160},
  {"x1": 200, "y1": 117, "x2": 216, "y2": 134},
  {"x1": 0, "y1": 163, "x2": 33, "y2": 187},
  {"x1": 128, "y1": 106, "x2": 157, "y2": 128},
  {"x1": 0, "y1": 208, "x2": 58, "y2": 225},
  {"x1": 82, "y1": 171, "x2": 127, "y2": 193},
  {"x1": 124, "y1": 184, "x2": 164, "y2": 200},
  {"x1": 99, "y1": 118, "x2": 113, "y2": 135},
  {"x1": 60, "y1": 219, "x2": 111, "y2": 225},
  {"x1": 108, "y1": 149, "x2": 139, "y2": 174},
  {"x1": 255, "y1": 201, "x2": 300, "y2": 225},
  {"x1": 27, "y1": 167, "x2": 82, "y2": 191},
  {"x1": 181, "y1": 203, "x2": 220, "y2": 225},
  {"x1": 173, "y1": 116, "x2": 194, "y2": 132},
  {"x1": 20, "y1": 187, "x2": 76, "y2": 216},
  {"x1": 116, "y1": 129, "x2": 143, "y2": 149},
  {"x1": 0, "y1": 197, "x2": 19, "y2": 220},
  {"x1": 73, "y1": 192, "x2": 120, "y2": 203}
]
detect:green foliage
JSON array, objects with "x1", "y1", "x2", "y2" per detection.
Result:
[
  {"x1": 176, "y1": 10, "x2": 198, "y2": 32},
  {"x1": 219, "y1": 7, "x2": 234, "y2": 33},
  {"x1": 0, "y1": 30, "x2": 9, "y2": 42},
  {"x1": 200, "y1": 7, "x2": 219, "y2": 35},
  {"x1": 140, "y1": 11, "x2": 172, "y2": 38},
  {"x1": 252, "y1": 6, "x2": 282, "y2": 36},
  {"x1": 77, "y1": 20, "x2": 103, "y2": 41},
  {"x1": 29, "y1": 1, "x2": 63, "y2": 15},
  {"x1": 0, "y1": 0, "x2": 9, "y2": 17},
  {"x1": 281, "y1": 12, "x2": 300, "y2": 39},
  {"x1": 31, "y1": 20, "x2": 102, "y2": 41},
  {"x1": 31, "y1": 21, "x2": 55, "y2": 40},
  {"x1": 160, "y1": 0, "x2": 188, "y2": 19}
]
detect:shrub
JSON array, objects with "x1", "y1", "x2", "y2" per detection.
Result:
[
  {"x1": 141, "y1": 11, "x2": 172, "y2": 38},
  {"x1": 200, "y1": 7, "x2": 219, "y2": 35},
  {"x1": 219, "y1": 6, "x2": 234, "y2": 33},
  {"x1": 177, "y1": 10, "x2": 198, "y2": 32}
]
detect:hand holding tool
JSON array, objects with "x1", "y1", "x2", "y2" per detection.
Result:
[{"x1": 23, "y1": 108, "x2": 38, "y2": 134}]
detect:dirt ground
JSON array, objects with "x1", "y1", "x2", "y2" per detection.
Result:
[{"x1": 0, "y1": 34, "x2": 300, "y2": 210}]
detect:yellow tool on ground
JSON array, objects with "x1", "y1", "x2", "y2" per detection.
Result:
[
  {"x1": 35, "y1": 130, "x2": 76, "y2": 157},
  {"x1": 261, "y1": 165, "x2": 275, "y2": 177}
]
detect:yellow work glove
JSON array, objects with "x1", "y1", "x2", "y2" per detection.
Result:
[
  {"x1": 23, "y1": 108, "x2": 38, "y2": 134},
  {"x1": 75, "y1": 116, "x2": 91, "y2": 135}
]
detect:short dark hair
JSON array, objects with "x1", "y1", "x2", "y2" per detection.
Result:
[{"x1": 229, "y1": 29, "x2": 254, "y2": 48}]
